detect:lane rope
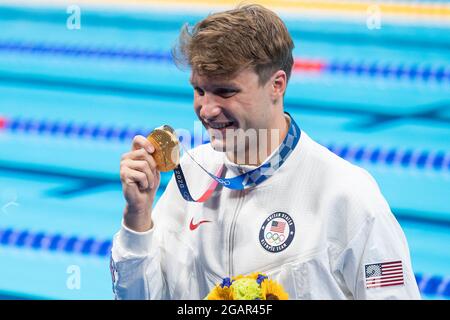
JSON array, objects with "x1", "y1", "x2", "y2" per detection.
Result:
[
  {"x1": 0, "y1": 41, "x2": 448, "y2": 83},
  {"x1": 0, "y1": 226, "x2": 448, "y2": 298},
  {"x1": 1, "y1": 116, "x2": 448, "y2": 172},
  {"x1": 0, "y1": 227, "x2": 112, "y2": 257}
]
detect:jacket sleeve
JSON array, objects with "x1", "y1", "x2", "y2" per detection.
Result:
[
  {"x1": 335, "y1": 202, "x2": 421, "y2": 300},
  {"x1": 110, "y1": 174, "x2": 185, "y2": 300}
]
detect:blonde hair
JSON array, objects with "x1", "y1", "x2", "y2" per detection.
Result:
[{"x1": 172, "y1": 4, "x2": 294, "y2": 85}]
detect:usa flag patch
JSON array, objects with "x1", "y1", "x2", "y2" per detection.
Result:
[{"x1": 365, "y1": 260, "x2": 404, "y2": 289}]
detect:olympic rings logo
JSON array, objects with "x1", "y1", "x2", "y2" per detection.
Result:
[
  {"x1": 265, "y1": 231, "x2": 286, "y2": 245},
  {"x1": 259, "y1": 213, "x2": 295, "y2": 253},
  {"x1": 214, "y1": 177, "x2": 231, "y2": 186}
]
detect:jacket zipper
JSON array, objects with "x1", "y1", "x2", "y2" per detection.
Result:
[{"x1": 228, "y1": 189, "x2": 245, "y2": 277}]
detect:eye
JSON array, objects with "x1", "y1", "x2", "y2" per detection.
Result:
[
  {"x1": 194, "y1": 87, "x2": 205, "y2": 96},
  {"x1": 214, "y1": 88, "x2": 238, "y2": 98}
]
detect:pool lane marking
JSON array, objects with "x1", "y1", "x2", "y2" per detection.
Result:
[
  {"x1": 0, "y1": 226, "x2": 449, "y2": 297},
  {"x1": 0, "y1": 227, "x2": 112, "y2": 257},
  {"x1": 0, "y1": 116, "x2": 449, "y2": 173},
  {"x1": 0, "y1": 42, "x2": 449, "y2": 83}
]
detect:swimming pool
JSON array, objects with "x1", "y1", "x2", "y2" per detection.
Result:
[{"x1": 0, "y1": 0, "x2": 449, "y2": 299}]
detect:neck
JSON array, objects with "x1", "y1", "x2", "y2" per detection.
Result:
[{"x1": 227, "y1": 113, "x2": 289, "y2": 166}]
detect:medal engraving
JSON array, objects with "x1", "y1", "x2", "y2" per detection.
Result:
[{"x1": 147, "y1": 125, "x2": 180, "y2": 172}]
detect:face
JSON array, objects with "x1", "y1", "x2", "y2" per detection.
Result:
[{"x1": 190, "y1": 68, "x2": 280, "y2": 156}]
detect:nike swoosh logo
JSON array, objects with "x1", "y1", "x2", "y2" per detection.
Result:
[{"x1": 189, "y1": 218, "x2": 211, "y2": 231}]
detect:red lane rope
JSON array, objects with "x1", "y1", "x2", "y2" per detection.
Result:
[{"x1": 293, "y1": 59, "x2": 326, "y2": 72}]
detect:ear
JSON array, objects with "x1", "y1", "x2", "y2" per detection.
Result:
[{"x1": 270, "y1": 70, "x2": 287, "y2": 102}]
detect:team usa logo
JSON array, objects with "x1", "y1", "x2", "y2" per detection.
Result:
[{"x1": 259, "y1": 212, "x2": 295, "y2": 253}]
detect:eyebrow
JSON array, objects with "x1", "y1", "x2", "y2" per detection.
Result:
[{"x1": 189, "y1": 80, "x2": 240, "y2": 90}]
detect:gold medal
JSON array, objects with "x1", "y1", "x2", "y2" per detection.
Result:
[{"x1": 147, "y1": 125, "x2": 180, "y2": 172}]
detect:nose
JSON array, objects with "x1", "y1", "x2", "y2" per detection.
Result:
[{"x1": 197, "y1": 92, "x2": 221, "y2": 120}]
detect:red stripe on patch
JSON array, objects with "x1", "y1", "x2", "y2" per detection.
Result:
[{"x1": 367, "y1": 281, "x2": 404, "y2": 289}]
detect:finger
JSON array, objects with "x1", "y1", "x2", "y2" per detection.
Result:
[
  {"x1": 123, "y1": 148, "x2": 158, "y2": 172},
  {"x1": 131, "y1": 135, "x2": 155, "y2": 153},
  {"x1": 121, "y1": 167, "x2": 149, "y2": 190},
  {"x1": 123, "y1": 159, "x2": 155, "y2": 189}
]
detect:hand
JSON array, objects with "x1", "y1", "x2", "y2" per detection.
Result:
[{"x1": 120, "y1": 135, "x2": 161, "y2": 231}]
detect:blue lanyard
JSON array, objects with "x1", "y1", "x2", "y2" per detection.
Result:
[{"x1": 173, "y1": 113, "x2": 301, "y2": 202}]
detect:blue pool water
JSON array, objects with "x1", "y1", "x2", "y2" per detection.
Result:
[{"x1": 0, "y1": 3, "x2": 449, "y2": 299}]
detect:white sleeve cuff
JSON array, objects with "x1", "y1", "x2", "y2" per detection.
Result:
[{"x1": 117, "y1": 220, "x2": 155, "y2": 256}]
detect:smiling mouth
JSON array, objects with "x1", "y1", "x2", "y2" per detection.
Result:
[{"x1": 207, "y1": 121, "x2": 235, "y2": 129}]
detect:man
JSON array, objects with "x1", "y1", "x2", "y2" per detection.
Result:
[{"x1": 111, "y1": 4, "x2": 420, "y2": 299}]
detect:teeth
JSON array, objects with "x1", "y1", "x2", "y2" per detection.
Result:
[{"x1": 210, "y1": 122, "x2": 232, "y2": 129}]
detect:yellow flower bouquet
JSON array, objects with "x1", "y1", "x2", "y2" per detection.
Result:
[{"x1": 205, "y1": 273, "x2": 288, "y2": 300}]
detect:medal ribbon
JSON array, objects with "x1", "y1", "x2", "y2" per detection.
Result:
[{"x1": 173, "y1": 112, "x2": 301, "y2": 202}]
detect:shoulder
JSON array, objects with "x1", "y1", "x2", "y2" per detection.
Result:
[
  {"x1": 301, "y1": 131, "x2": 382, "y2": 198},
  {"x1": 300, "y1": 132, "x2": 393, "y2": 241}
]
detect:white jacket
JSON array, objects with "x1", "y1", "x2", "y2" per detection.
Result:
[{"x1": 110, "y1": 129, "x2": 421, "y2": 300}]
